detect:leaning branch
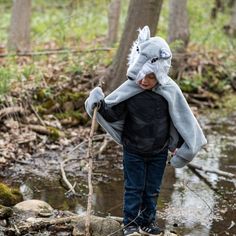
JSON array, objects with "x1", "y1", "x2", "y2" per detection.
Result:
[
  {"x1": 187, "y1": 163, "x2": 235, "y2": 179},
  {"x1": 60, "y1": 159, "x2": 77, "y2": 195}
]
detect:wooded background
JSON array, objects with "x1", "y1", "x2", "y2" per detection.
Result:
[
  {"x1": 1, "y1": 0, "x2": 235, "y2": 94},
  {"x1": 0, "y1": 2, "x2": 236, "y2": 235}
]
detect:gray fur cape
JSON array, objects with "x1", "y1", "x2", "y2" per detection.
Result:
[{"x1": 85, "y1": 78, "x2": 207, "y2": 168}]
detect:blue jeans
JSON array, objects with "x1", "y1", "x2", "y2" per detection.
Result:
[{"x1": 123, "y1": 148, "x2": 168, "y2": 226}]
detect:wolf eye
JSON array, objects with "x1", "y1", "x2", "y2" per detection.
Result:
[
  {"x1": 136, "y1": 46, "x2": 139, "y2": 53},
  {"x1": 151, "y1": 57, "x2": 159, "y2": 63}
]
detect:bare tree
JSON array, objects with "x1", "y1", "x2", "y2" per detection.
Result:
[
  {"x1": 211, "y1": 0, "x2": 224, "y2": 19},
  {"x1": 106, "y1": 0, "x2": 121, "y2": 46},
  {"x1": 168, "y1": 0, "x2": 189, "y2": 52},
  {"x1": 8, "y1": 0, "x2": 32, "y2": 52},
  {"x1": 104, "y1": 0, "x2": 163, "y2": 92},
  {"x1": 224, "y1": 0, "x2": 236, "y2": 36}
]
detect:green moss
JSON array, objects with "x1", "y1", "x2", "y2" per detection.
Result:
[
  {"x1": 35, "y1": 99, "x2": 56, "y2": 114},
  {"x1": 0, "y1": 204, "x2": 13, "y2": 219},
  {"x1": 55, "y1": 110, "x2": 88, "y2": 125},
  {"x1": 220, "y1": 93, "x2": 236, "y2": 111},
  {"x1": 179, "y1": 75, "x2": 203, "y2": 93},
  {"x1": 47, "y1": 127, "x2": 62, "y2": 141},
  {"x1": 203, "y1": 93, "x2": 236, "y2": 119},
  {"x1": 34, "y1": 87, "x2": 53, "y2": 101},
  {"x1": 41, "y1": 99, "x2": 55, "y2": 109},
  {"x1": 0, "y1": 183, "x2": 23, "y2": 207},
  {"x1": 57, "y1": 91, "x2": 86, "y2": 104}
]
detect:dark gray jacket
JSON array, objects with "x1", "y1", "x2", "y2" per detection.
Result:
[{"x1": 98, "y1": 90, "x2": 171, "y2": 155}]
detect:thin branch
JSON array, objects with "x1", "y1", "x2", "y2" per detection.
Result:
[
  {"x1": 64, "y1": 134, "x2": 109, "y2": 157},
  {"x1": 28, "y1": 103, "x2": 46, "y2": 127},
  {"x1": 60, "y1": 159, "x2": 77, "y2": 195}
]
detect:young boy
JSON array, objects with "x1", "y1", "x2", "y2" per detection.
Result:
[{"x1": 85, "y1": 26, "x2": 207, "y2": 236}]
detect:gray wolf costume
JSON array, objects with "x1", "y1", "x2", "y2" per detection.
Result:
[{"x1": 85, "y1": 26, "x2": 207, "y2": 168}]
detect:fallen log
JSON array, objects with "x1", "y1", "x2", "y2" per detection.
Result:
[
  {"x1": 8, "y1": 215, "x2": 122, "y2": 236},
  {"x1": 28, "y1": 124, "x2": 65, "y2": 138},
  {"x1": 17, "y1": 216, "x2": 81, "y2": 233}
]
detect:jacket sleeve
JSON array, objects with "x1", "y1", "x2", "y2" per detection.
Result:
[{"x1": 98, "y1": 100, "x2": 127, "y2": 122}]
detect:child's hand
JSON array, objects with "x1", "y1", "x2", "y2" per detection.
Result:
[
  {"x1": 171, "y1": 149, "x2": 177, "y2": 155},
  {"x1": 89, "y1": 87, "x2": 104, "y2": 109}
]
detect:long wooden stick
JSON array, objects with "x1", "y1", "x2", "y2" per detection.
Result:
[{"x1": 85, "y1": 105, "x2": 99, "y2": 236}]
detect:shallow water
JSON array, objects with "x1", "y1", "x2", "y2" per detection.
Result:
[{"x1": 1, "y1": 110, "x2": 236, "y2": 236}]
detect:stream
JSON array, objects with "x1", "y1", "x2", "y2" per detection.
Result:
[{"x1": 1, "y1": 109, "x2": 236, "y2": 236}]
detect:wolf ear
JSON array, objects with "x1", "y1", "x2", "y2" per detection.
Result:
[
  {"x1": 137, "y1": 25, "x2": 150, "y2": 43},
  {"x1": 159, "y1": 48, "x2": 172, "y2": 59}
]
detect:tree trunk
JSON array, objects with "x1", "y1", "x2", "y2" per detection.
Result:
[
  {"x1": 8, "y1": 0, "x2": 32, "y2": 52},
  {"x1": 105, "y1": 0, "x2": 163, "y2": 92},
  {"x1": 168, "y1": 0, "x2": 189, "y2": 52},
  {"x1": 211, "y1": 0, "x2": 224, "y2": 19},
  {"x1": 106, "y1": 0, "x2": 121, "y2": 46},
  {"x1": 228, "y1": 0, "x2": 236, "y2": 36}
]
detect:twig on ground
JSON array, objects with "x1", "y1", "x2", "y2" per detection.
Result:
[{"x1": 28, "y1": 103, "x2": 46, "y2": 127}]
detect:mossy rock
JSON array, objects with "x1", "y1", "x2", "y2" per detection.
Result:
[
  {"x1": 0, "y1": 204, "x2": 13, "y2": 219},
  {"x1": 0, "y1": 183, "x2": 23, "y2": 207},
  {"x1": 14, "y1": 200, "x2": 53, "y2": 216}
]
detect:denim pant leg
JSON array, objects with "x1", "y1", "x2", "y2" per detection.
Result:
[
  {"x1": 123, "y1": 150, "x2": 146, "y2": 226},
  {"x1": 140, "y1": 150, "x2": 168, "y2": 226}
]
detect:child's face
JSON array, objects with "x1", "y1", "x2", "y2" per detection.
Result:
[{"x1": 138, "y1": 73, "x2": 157, "y2": 90}]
